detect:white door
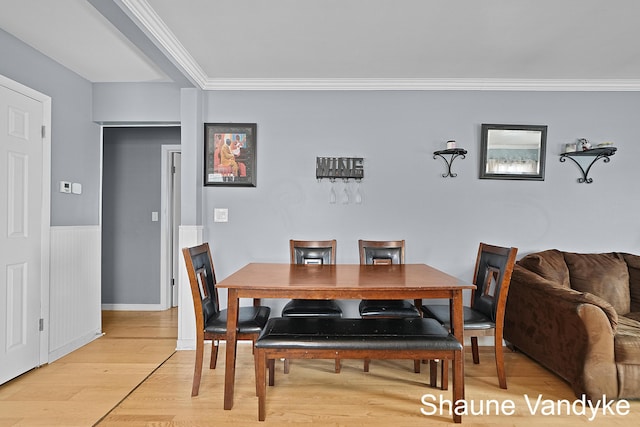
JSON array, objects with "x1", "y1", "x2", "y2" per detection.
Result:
[{"x1": 0, "y1": 79, "x2": 46, "y2": 384}]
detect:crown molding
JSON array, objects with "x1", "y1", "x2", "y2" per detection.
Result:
[
  {"x1": 119, "y1": 2, "x2": 640, "y2": 92},
  {"x1": 202, "y1": 78, "x2": 640, "y2": 91},
  {"x1": 119, "y1": 0, "x2": 208, "y2": 88}
]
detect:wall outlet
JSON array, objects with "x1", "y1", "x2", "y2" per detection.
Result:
[{"x1": 214, "y1": 208, "x2": 228, "y2": 222}]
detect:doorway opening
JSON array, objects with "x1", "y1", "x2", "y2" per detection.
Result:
[{"x1": 101, "y1": 126, "x2": 180, "y2": 310}]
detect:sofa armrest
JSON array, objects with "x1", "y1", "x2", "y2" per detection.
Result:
[{"x1": 504, "y1": 265, "x2": 617, "y2": 398}]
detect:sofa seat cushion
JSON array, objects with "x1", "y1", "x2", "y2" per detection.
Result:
[
  {"x1": 615, "y1": 315, "x2": 640, "y2": 364},
  {"x1": 517, "y1": 249, "x2": 571, "y2": 288},
  {"x1": 564, "y1": 252, "x2": 630, "y2": 315}
]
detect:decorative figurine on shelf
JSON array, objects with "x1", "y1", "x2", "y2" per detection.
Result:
[
  {"x1": 446, "y1": 140, "x2": 456, "y2": 149},
  {"x1": 578, "y1": 138, "x2": 592, "y2": 151}
]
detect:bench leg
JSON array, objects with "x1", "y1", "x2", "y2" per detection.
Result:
[
  {"x1": 429, "y1": 360, "x2": 438, "y2": 388},
  {"x1": 335, "y1": 358, "x2": 341, "y2": 373},
  {"x1": 269, "y1": 359, "x2": 275, "y2": 386}
]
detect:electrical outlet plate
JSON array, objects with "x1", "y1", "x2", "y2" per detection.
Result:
[{"x1": 214, "y1": 208, "x2": 228, "y2": 222}]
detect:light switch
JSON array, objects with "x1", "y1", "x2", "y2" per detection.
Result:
[
  {"x1": 214, "y1": 208, "x2": 228, "y2": 222},
  {"x1": 151, "y1": 211, "x2": 159, "y2": 222}
]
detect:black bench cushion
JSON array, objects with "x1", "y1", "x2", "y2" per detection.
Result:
[
  {"x1": 205, "y1": 306, "x2": 271, "y2": 335},
  {"x1": 256, "y1": 317, "x2": 462, "y2": 351}
]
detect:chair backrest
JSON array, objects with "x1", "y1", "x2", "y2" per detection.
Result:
[
  {"x1": 182, "y1": 243, "x2": 220, "y2": 330},
  {"x1": 358, "y1": 239, "x2": 405, "y2": 265},
  {"x1": 471, "y1": 243, "x2": 518, "y2": 323},
  {"x1": 290, "y1": 239, "x2": 337, "y2": 265}
]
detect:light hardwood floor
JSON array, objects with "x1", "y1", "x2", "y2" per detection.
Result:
[{"x1": 0, "y1": 309, "x2": 637, "y2": 426}]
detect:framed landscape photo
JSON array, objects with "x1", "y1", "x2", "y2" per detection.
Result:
[
  {"x1": 480, "y1": 124, "x2": 547, "y2": 181},
  {"x1": 204, "y1": 123, "x2": 257, "y2": 187}
]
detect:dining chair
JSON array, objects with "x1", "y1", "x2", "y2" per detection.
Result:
[
  {"x1": 182, "y1": 243, "x2": 271, "y2": 396},
  {"x1": 281, "y1": 239, "x2": 343, "y2": 373},
  {"x1": 358, "y1": 239, "x2": 422, "y2": 372},
  {"x1": 421, "y1": 242, "x2": 518, "y2": 389}
]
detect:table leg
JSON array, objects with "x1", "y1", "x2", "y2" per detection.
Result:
[
  {"x1": 450, "y1": 290, "x2": 465, "y2": 422},
  {"x1": 224, "y1": 288, "x2": 239, "y2": 410}
]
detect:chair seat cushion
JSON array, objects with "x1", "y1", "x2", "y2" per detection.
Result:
[
  {"x1": 358, "y1": 299, "x2": 421, "y2": 318},
  {"x1": 281, "y1": 299, "x2": 343, "y2": 317},
  {"x1": 256, "y1": 317, "x2": 462, "y2": 351},
  {"x1": 422, "y1": 304, "x2": 495, "y2": 330},
  {"x1": 205, "y1": 306, "x2": 271, "y2": 334}
]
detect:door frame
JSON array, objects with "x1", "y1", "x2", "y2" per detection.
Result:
[
  {"x1": 0, "y1": 74, "x2": 51, "y2": 365},
  {"x1": 161, "y1": 144, "x2": 181, "y2": 309},
  {"x1": 100, "y1": 124, "x2": 179, "y2": 310}
]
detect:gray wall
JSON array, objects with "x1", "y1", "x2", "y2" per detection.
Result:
[
  {"x1": 102, "y1": 127, "x2": 180, "y2": 305},
  {"x1": 197, "y1": 90, "x2": 640, "y2": 316},
  {"x1": 0, "y1": 28, "x2": 100, "y2": 226},
  {"x1": 93, "y1": 82, "x2": 181, "y2": 124},
  {"x1": 4, "y1": 22, "x2": 640, "y2": 315}
]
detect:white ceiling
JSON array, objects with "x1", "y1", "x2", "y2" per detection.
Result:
[{"x1": 2, "y1": 0, "x2": 640, "y2": 90}]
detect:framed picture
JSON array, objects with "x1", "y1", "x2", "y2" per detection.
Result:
[
  {"x1": 480, "y1": 124, "x2": 547, "y2": 181},
  {"x1": 204, "y1": 123, "x2": 257, "y2": 187}
]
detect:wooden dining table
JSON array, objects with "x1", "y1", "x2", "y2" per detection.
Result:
[{"x1": 216, "y1": 262, "x2": 475, "y2": 411}]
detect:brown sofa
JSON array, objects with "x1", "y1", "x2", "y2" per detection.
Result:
[{"x1": 504, "y1": 250, "x2": 640, "y2": 400}]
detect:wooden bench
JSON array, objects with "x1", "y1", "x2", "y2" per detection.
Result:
[{"x1": 254, "y1": 317, "x2": 464, "y2": 423}]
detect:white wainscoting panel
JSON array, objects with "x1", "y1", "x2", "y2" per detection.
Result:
[
  {"x1": 176, "y1": 225, "x2": 202, "y2": 350},
  {"x1": 49, "y1": 226, "x2": 102, "y2": 362}
]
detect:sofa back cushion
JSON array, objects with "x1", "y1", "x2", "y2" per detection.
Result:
[
  {"x1": 564, "y1": 252, "x2": 630, "y2": 315},
  {"x1": 621, "y1": 253, "x2": 640, "y2": 313},
  {"x1": 517, "y1": 249, "x2": 570, "y2": 288}
]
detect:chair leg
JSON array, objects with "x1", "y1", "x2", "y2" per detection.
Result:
[
  {"x1": 254, "y1": 349, "x2": 260, "y2": 396},
  {"x1": 414, "y1": 359, "x2": 421, "y2": 373},
  {"x1": 495, "y1": 341, "x2": 507, "y2": 389},
  {"x1": 257, "y1": 349, "x2": 267, "y2": 421},
  {"x1": 363, "y1": 358, "x2": 370, "y2": 372},
  {"x1": 284, "y1": 358, "x2": 290, "y2": 374},
  {"x1": 192, "y1": 338, "x2": 204, "y2": 397},
  {"x1": 441, "y1": 359, "x2": 448, "y2": 391},
  {"x1": 471, "y1": 336, "x2": 480, "y2": 364},
  {"x1": 335, "y1": 358, "x2": 341, "y2": 373},
  {"x1": 210, "y1": 340, "x2": 219, "y2": 369}
]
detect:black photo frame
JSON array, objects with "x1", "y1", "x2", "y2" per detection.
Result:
[
  {"x1": 479, "y1": 124, "x2": 547, "y2": 181},
  {"x1": 204, "y1": 123, "x2": 257, "y2": 187}
]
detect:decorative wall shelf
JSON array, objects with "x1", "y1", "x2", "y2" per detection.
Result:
[
  {"x1": 559, "y1": 147, "x2": 617, "y2": 184},
  {"x1": 433, "y1": 148, "x2": 467, "y2": 178}
]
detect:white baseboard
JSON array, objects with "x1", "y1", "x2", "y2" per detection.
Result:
[{"x1": 48, "y1": 329, "x2": 103, "y2": 363}]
